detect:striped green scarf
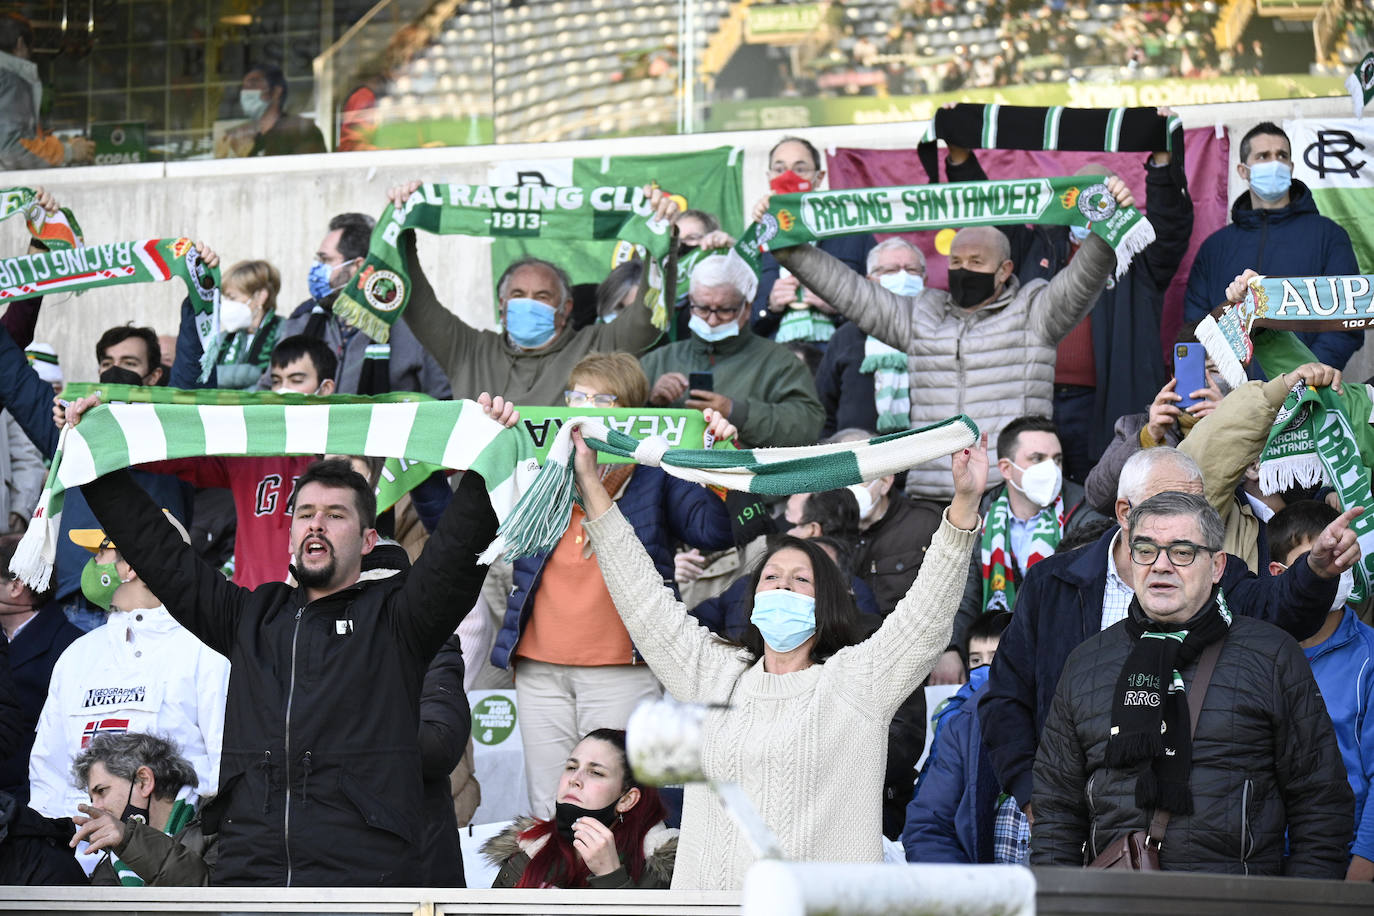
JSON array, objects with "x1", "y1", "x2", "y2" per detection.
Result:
[
  {"x1": 859, "y1": 336, "x2": 910, "y2": 433},
  {"x1": 11, "y1": 395, "x2": 977, "y2": 587},
  {"x1": 737, "y1": 176, "x2": 1154, "y2": 281},
  {"x1": 0, "y1": 186, "x2": 83, "y2": 250},
  {"x1": 109, "y1": 790, "x2": 195, "y2": 887},
  {"x1": 335, "y1": 182, "x2": 676, "y2": 343}
]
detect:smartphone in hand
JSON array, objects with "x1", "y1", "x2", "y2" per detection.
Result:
[
  {"x1": 1173, "y1": 343, "x2": 1207, "y2": 409},
  {"x1": 689, "y1": 371, "x2": 713, "y2": 392}
]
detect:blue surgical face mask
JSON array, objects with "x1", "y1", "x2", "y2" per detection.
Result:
[
  {"x1": 505, "y1": 297, "x2": 558, "y2": 349},
  {"x1": 750, "y1": 588, "x2": 817, "y2": 653},
  {"x1": 877, "y1": 270, "x2": 925, "y2": 298},
  {"x1": 1247, "y1": 160, "x2": 1292, "y2": 203},
  {"x1": 688, "y1": 312, "x2": 740, "y2": 343},
  {"x1": 600, "y1": 310, "x2": 620, "y2": 324},
  {"x1": 308, "y1": 261, "x2": 336, "y2": 301},
  {"x1": 1068, "y1": 224, "x2": 1092, "y2": 244}
]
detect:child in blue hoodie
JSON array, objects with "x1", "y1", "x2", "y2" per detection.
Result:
[
  {"x1": 1270, "y1": 501, "x2": 1374, "y2": 882},
  {"x1": 902, "y1": 612, "x2": 1024, "y2": 864}
]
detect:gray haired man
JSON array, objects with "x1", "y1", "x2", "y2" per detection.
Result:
[
  {"x1": 1032, "y1": 492, "x2": 1354, "y2": 876},
  {"x1": 70, "y1": 732, "x2": 212, "y2": 886}
]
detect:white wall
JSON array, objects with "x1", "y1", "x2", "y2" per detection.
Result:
[{"x1": 4, "y1": 94, "x2": 1363, "y2": 384}]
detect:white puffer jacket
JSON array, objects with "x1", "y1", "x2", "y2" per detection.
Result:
[{"x1": 777, "y1": 238, "x2": 1115, "y2": 500}]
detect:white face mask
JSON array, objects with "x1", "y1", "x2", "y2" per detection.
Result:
[
  {"x1": 1008, "y1": 458, "x2": 1062, "y2": 507},
  {"x1": 877, "y1": 270, "x2": 925, "y2": 298},
  {"x1": 219, "y1": 297, "x2": 254, "y2": 334},
  {"x1": 1332, "y1": 568, "x2": 1355, "y2": 612},
  {"x1": 847, "y1": 481, "x2": 883, "y2": 522}
]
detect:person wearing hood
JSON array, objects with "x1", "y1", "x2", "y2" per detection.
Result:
[
  {"x1": 640, "y1": 250, "x2": 824, "y2": 448},
  {"x1": 0, "y1": 12, "x2": 94, "y2": 170},
  {"x1": 384, "y1": 180, "x2": 678, "y2": 407},
  {"x1": 1184, "y1": 121, "x2": 1362, "y2": 369},
  {"x1": 482, "y1": 728, "x2": 677, "y2": 888},
  {"x1": 761, "y1": 177, "x2": 1132, "y2": 499},
  {"x1": 27, "y1": 513, "x2": 229, "y2": 826}
]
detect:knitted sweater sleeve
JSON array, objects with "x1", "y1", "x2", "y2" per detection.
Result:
[
  {"x1": 829, "y1": 511, "x2": 977, "y2": 722},
  {"x1": 584, "y1": 504, "x2": 748, "y2": 703}
]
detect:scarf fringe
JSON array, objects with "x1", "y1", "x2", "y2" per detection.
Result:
[
  {"x1": 1110, "y1": 218, "x2": 1156, "y2": 280},
  {"x1": 859, "y1": 351, "x2": 908, "y2": 374},
  {"x1": 1151, "y1": 779, "x2": 1195, "y2": 817},
  {"x1": 331, "y1": 295, "x2": 394, "y2": 346},
  {"x1": 11, "y1": 508, "x2": 54, "y2": 592},
  {"x1": 1258, "y1": 453, "x2": 1327, "y2": 496},
  {"x1": 1194, "y1": 314, "x2": 1249, "y2": 390},
  {"x1": 1105, "y1": 731, "x2": 1163, "y2": 767}
]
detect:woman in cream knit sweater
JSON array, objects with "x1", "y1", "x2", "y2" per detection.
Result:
[{"x1": 573, "y1": 421, "x2": 988, "y2": 890}]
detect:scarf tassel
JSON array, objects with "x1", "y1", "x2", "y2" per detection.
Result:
[
  {"x1": 1148, "y1": 776, "x2": 1195, "y2": 817},
  {"x1": 1105, "y1": 731, "x2": 1163, "y2": 768},
  {"x1": 1258, "y1": 453, "x2": 1327, "y2": 496},
  {"x1": 1109, "y1": 217, "x2": 1157, "y2": 280}
]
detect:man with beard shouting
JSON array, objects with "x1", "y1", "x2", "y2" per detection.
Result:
[{"x1": 60, "y1": 392, "x2": 517, "y2": 887}]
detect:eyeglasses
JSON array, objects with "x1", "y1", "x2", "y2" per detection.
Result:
[
  {"x1": 564, "y1": 391, "x2": 617, "y2": 407},
  {"x1": 689, "y1": 302, "x2": 743, "y2": 320},
  {"x1": 1129, "y1": 540, "x2": 1217, "y2": 568},
  {"x1": 768, "y1": 164, "x2": 818, "y2": 178}
]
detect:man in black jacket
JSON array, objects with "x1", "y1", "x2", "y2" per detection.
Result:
[
  {"x1": 67, "y1": 394, "x2": 514, "y2": 886},
  {"x1": 1032, "y1": 492, "x2": 1354, "y2": 875},
  {"x1": 980, "y1": 446, "x2": 1353, "y2": 830}
]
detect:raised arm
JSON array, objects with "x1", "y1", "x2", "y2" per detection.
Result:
[
  {"x1": 397, "y1": 229, "x2": 481, "y2": 378},
  {"x1": 828, "y1": 436, "x2": 984, "y2": 720},
  {"x1": 773, "y1": 242, "x2": 925, "y2": 351},
  {"x1": 575, "y1": 427, "x2": 748, "y2": 702},
  {"x1": 81, "y1": 466, "x2": 249, "y2": 657}
]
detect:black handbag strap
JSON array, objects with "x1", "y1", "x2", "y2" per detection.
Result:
[{"x1": 1149, "y1": 636, "x2": 1224, "y2": 845}]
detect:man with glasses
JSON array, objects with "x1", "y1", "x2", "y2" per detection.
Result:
[
  {"x1": 640, "y1": 252, "x2": 824, "y2": 448},
  {"x1": 1031, "y1": 490, "x2": 1354, "y2": 876},
  {"x1": 980, "y1": 445, "x2": 1355, "y2": 832}
]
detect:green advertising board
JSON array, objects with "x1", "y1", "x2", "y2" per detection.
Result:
[
  {"x1": 707, "y1": 75, "x2": 1346, "y2": 132},
  {"x1": 91, "y1": 122, "x2": 147, "y2": 165}
]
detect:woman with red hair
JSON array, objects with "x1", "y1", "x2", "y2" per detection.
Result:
[{"x1": 481, "y1": 729, "x2": 677, "y2": 888}]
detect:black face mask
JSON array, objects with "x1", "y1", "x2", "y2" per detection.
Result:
[
  {"x1": 554, "y1": 797, "x2": 622, "y2": 843},
  {"x1": 100, "y1": 366, "x2": 145, "y2": 386},
  {"x1": 947, "y1": 267, "x2": 999, "y2": 309},
  {"x1": 677, "y1": 242, "x2": 698, "y2": 257},
  {"x1": 120, "y1": 780, "x2": 149, "y2": 826}
]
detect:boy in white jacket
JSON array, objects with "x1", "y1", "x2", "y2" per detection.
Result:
[{"x1": 28, "y1": 511, "x2": 228, "y2": 820}]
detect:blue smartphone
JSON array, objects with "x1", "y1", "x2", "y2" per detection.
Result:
[{"x1": 1173, "y1": 343, "x2": 1207, "y2": 410}]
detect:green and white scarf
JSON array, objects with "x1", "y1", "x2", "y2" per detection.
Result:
[
  {"x1": 917, "y1": 103, "x2": 1186, "y2": 192},
  {"x1": 736, "y1": 176, "x2": 1154, "y2": 281},
  {"x1": 484, "y1": 413, "x2": 978, "y2": 562},
  {"x1": 109, "y1": 786, "x2": 195, "y2": 887},
  {"x1": 336, "y1": 182, "x2": 676, "y2": 343},
  {"x1": 1196, "y1": 273, "x2": 1374, "y2": 389},
  {"x1": 979, "y1": 491, "x2": 1064, "y2": 613},
  {"x1": 1256, "y1": 377, "x2": 1374, "y2": 600},
  {"x1": 13, "y1": 398, "x2": 977, "y2": 587},
  {"x1": 1347, "y1": 52, "x2": 1374, "y2": 118},
  {"x1": 0, "y1": 186, "x2": 83, "y2": 250},
  {"x1": 859, "y1": 336, "x2": 910, "y2": 433},
  {"x1": 0, "y1": 236, "x2": 223, "y2": 382},
  {"x1": 775, "y1": 307, "x2": 835, "y2": 344}
]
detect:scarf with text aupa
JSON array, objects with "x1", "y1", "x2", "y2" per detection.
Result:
[
  {"x1": 335, "y1": 182, "x2": 677, "y2": 343},
  {"x1": 735, "y1": 176, "x2": 1153, "y2": 281}
]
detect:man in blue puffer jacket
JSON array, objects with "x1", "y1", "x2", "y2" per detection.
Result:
[{"x1": 1184, "y1": 121, "x2": 1362, "y2": 369}]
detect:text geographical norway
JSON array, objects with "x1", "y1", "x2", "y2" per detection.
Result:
[{"x1": 82, "y1": 685, "x2": 148, "y2": 708}]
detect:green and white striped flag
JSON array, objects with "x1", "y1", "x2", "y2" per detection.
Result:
[
  {"x1": 13, "y1": 397, "x2": 977, "y2": 587},
  {"x1": 1287, "y1": 118, "x2": 1374, "y2": 271}
]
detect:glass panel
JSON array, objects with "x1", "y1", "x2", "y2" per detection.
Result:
[{"x1": 0, "y1": 0, "x2": 1362, "y2": 168}]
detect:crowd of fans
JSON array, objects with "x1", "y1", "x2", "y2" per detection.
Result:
[
  {"x1": 782, "y1": 0, "x2": 1276, "y2": 101},
  {"x1": 0, "y1": 119, "x2": 1372, "y2": 899}
]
